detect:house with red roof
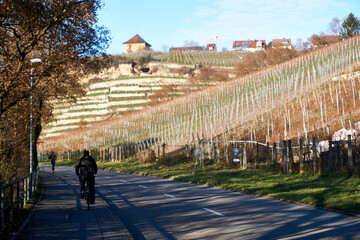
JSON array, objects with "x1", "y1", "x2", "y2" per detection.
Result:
[
  {"x1": 206, "y1": 43, "x2": 216, "y2": 51},
  {"x1": 232, "y1": 40, "x2": 266, "y2": 52},
  {"x1": 123, "y1": 34, "x2": 151, "y2": 53}
]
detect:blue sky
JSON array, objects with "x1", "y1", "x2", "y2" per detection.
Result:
[{"x1": 97, "y1": 0, "x2": 360, "y2": 54}]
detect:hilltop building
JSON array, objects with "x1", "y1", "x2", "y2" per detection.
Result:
[
  {"x1": 272, "y1": 38, "x2": 292, "y2": 49},
  {"x1": 233, "y1": 40, "x2": 265, "y2": 52},
  {"x1": 206, "y1": 43, "x2": 216, "y2": 51},
  {"x1": 123, "y1": 34, "x2": 151, "y2": 53}
]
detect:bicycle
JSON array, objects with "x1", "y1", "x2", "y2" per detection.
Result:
[{"x1": 84, "y1": 182, "x2": 90, "y2": 210}]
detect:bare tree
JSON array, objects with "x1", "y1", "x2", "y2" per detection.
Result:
[
  {"x1": 183, "y1": 40, "x2": 200, "y2": 47},
  {"x1": 294, "y1": 38, "x2": 306, "y2": 51},
  {"x1": 328, "y1": 17, "x2": 341, "y2": 35}
]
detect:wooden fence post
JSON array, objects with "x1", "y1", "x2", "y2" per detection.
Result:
[
  {"x1": 216, "y1": 139, "x2": 220, "y2": 163},
  {"x1": 225, "y1": 141, "x2": 229, "y2": 164},
  {"x1": 288, "y1": 140, "x2": 293, "y2": 173},
  {"x1": 273, "y1": 142, "x2": 277, "y2": 167},
  {"x1": 266, "y1": 142, "x2": 270, "y2": 169},
  {"x1": 255, "y1": 140, "x2": 259, "y2": 169},
  {"x1": 243, "y1": 142, "x2": 247, "y2": 168},
  {"x1": 335, "y1": 144, "x2": 340, "y2": 173},
  {"x1": 283, "y1": 140, "x2": 288, "y2": 175},
  {"x1": 299, "y1": 138, "x2": 304, "y2": 174},
  {"x1": 312, "y1": 137, "x2": 317, "y2": 173},
  {"x1": 348, "y1": 135, "x2": 353, "y2": 174},
  {"x1": 355, "y1": 138, "x2": 358, "y2": 174},
  {"x1": 193, "y1": 143, "x2": 199, "y2": 174},
  {"x1": 328, "y1": 137, "x2": 333, "y2": 174},
  {"x1": 162, "y1": 143, "x2": 166, "y2": 157},
  {"x1": 200, "y1": 141, "x2": 204, "y2": 171}
]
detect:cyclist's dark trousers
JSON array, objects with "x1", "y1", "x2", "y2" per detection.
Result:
[{"x1": 79, "y1": 176, "x2": 95, "y2": 202}]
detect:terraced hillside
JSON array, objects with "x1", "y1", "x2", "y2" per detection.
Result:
[
  {"x1": 40, "y1": 36, "x2": 360, "y2": 156},
  {"x1": 42, "y1": 76, "x2": 191, "y2": 138}
]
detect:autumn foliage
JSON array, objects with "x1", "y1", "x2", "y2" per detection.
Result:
[
  {"x1": 0, "y1": 0, "x2": 110, "y2": 184},
  {"x1": 235, "y1": 48, "x2": 297, "y2": 76}
]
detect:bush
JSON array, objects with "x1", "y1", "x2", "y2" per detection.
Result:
[
  {"x1": 147, "y1": 149, "x2": 157, "y2": 163},
  {"x1": 150, "y1": 66, "x2": 158, "y2": 74},
  {"x1": 235, "y1": 51, "x2": 267, "y2": 76},
  {"x1": 265, "y1": 47, "x2": 297, "y2": 65},
  {"x1": 192, "y1": 68, "x2": 229, "y2": 82}
]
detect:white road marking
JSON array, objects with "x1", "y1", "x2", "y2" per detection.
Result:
[
  {"x1": 138, "y1": 185, "x2": 147, "y2": 189},
  {"x1": 120, "y1": 180, "x2": 127, "y2": 183},
  {"x1": 164, "y1": 194, "x2": 176, "y2": 198},
  {"x1": 203, "y1": 208, "x2": 224, "y2": 216},
  {"x1": 279, "y1": 227, "x2": 336, "y2": 240},
  {"x1": 105, "y1": 176, "x2": 111, "y2": 179}
]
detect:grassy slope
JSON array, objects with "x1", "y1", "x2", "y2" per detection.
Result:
[{"x1": 43, "y1": 158, "x2": 360, "y2": 214}]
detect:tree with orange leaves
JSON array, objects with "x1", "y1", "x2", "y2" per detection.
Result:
[{"x1": 0, "y1": 0, "x2": 110, "y2": 183}]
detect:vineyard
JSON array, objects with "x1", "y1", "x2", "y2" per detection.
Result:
[
  {"x1": 164, "y1": 51, "x2": 246, "y2": 67},
  {"x1": 42, "y1": 76, "x2": 190, "y2": 138},
  {"x1": 40, "y1": 36, "x2": 360, "y2": 174},
  {"x1": 123, "y1": 50, "x2": 246, "y2": 67}
]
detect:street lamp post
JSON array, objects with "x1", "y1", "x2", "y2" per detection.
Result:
[{"x1": 30, "y1": 58, "x2": 42, "y2": 173}]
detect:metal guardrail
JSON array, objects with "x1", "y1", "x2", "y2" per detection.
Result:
[{"x1": 0, "y1": 169, "x2": 40, "y2": 229}]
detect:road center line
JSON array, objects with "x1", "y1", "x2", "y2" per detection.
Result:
[
  {"x1": 120, "y1": 180, "x2": 127, "y2": 182},
  {"x1": 164, "y1": 193, "x2": 176, "y2": 198},
  {"x1": 203, "y1": 207, "x2": 224, "y2": 216},
  {"x1": 138, "y1": 185, "x2": 147, "y2": 189}
]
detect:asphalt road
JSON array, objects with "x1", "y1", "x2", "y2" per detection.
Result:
[{"x1": 19, "y1": 165, "x2": 360, "y2": 239}]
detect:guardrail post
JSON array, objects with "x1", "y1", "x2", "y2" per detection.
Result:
[
  {"x1": 17, "y1": 181, "x2": 20, "y2": 217},
  {"x1": 29, "y1": 172, "x2": 33, "y2": 198},
  {"x1": 10, "y1": 185, "x2": 13, "y2": 223},
  {"x1": 1, "y1": 188, "x2": 4, "y2": 229},
  {"x1": 24, "y1": 177, "x2": 27, "y2": 207}
]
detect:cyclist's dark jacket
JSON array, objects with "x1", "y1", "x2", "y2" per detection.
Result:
[{"x1": 76, "y1": 155, "x2": 97, "y2": 178}]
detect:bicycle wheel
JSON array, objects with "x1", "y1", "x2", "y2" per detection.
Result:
[{"x1": 85, "y1": 185, "x2": 90, "y2": 210}]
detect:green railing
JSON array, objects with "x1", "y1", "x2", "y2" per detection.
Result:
[{"x1": 0, "y1": 169, "x2": 40, "y2": 229}]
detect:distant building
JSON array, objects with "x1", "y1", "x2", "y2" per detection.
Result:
[
  {"x1": 123, "y1": 34, "x2": 151, "y2": 53},
  {"x1": 206, "y1": 43, "x2": 216, "y2": 51},
  {"x1": 233, "y1": 40, "x2": 266, "y2": 52},
  {"x1": 169, "y1": 47, "x2": 203, "y2": 52},
  {"x1": 272, "y1": 38, "x2": 292, "y2": 49}
]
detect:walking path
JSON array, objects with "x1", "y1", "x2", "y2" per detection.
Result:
[{"x1": 17, "y1": 166, "x2": 133, "y2": 240}]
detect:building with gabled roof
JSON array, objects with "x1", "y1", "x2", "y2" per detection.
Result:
[
  {"x1": 123, "y1": 34, "x2": 151, "y2": 53},
  {"x1": 272, "y1": 38, "x2": 292, "y2": 49},
  {"x1": 233, "y1": 40, "x2": 265, "y2": 52},
  {"x1": 206, "y1": 43, "x2": 216, "y2": 51}
]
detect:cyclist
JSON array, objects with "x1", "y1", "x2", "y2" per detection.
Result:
[
  {"x1": 48, "y1": 151, "x2": 57, "y2": 174},
  {"x1": 76, "y1": 150, "x2": 97, "y2": 204}
]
